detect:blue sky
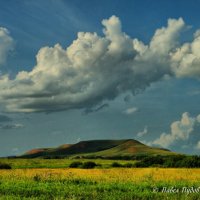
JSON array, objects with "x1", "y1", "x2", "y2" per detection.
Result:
[{"x1": 0, "y1": 0, "x2": 200, "y2": 156}]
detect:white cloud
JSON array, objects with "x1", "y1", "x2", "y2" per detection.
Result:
[
  {"x1": 195, "y1": 141, "x2": 200, "y2": 150},
  {"x1": 137, "y1": 126, "x2": 148, "y2": 137},
  {"x1": 0, "y1": 16, "x2": 199, "y2": 113},
  {"x1": 150, "y1": 112, "x2": 200, "y2": 148},
  {"x1": 197, "y1": 115, "x2": 200, "y2": 123},
  {"x1": 76, "y1": 137, "x2": 81, "y2": 143},
  {"x1": 170, "y1": 29, "x2": 200, "y2": 78},
  {"x1": 150, "y1": 18, "x2": 185, "y2": 55},
  {"x1": 0, "y1": 27, "x2": 14, "y2": 66},
  {"x1": 123, "y1": 107, "x2": 138, "y2": 115}
]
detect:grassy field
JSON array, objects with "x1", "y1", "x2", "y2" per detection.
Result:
[
  {"x1": 0, "y1": 168, "x2": 200, "y2": 199},
  {"x1": 0, "y1": 159, "x2": 200, "y2": 199},
  {"x1": 0, "y1": 158, "x2": 136, "y2": 169}
]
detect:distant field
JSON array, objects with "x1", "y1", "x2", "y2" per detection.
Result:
[
  {"x1": 0, "y1": 168, "x2": 200, "y2": 199},
  {"x1": 0, "y1": 158, "x2": 136, "y2": 169}
]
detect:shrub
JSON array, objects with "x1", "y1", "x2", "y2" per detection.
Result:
[
  {"x1": 123, "y1": 163, "x2": 133, "y2": 168},
  {"x1": 81, "y1": 161, "x2": 97, "y2": 169},
  {"x1": 69, "y1": 161, "x2": 83, "y2": 168},
  {"x1": 0, "y1": 162, "x2": 12, "y2": 169},
  {"x1": 111, "y1": 162, "x2": 122, "y2": 167},
  {"x1": 134, "y1": 161, "x2": 148, "y2": 168}
]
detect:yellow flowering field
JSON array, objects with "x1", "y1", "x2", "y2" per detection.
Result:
[{"x1": 0, "y1": 168, "x2": 200, "y2": 200}]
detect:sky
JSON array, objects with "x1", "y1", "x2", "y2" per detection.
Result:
[{"x1": 0, "y1": 0, "x2": 200, "y2": 156}]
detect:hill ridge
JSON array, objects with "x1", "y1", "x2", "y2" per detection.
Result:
[{"x1": 19, "y1": 139, "x2": 176, "y2": 158}]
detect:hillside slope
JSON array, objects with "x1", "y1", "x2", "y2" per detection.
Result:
[
  {"x1": 83, "y1": 140, "x2": 175, "y2": 158},
  {"x1": 19, "y1": 139, "x2": 177, "y2": 158}
]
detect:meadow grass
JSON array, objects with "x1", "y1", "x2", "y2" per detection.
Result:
[
  {"x1": 0, "y1": 158, "x2": 136, "y2": 169},
  {"x1": 0, "y1": 168, "x2": 200, "y2": 199}
]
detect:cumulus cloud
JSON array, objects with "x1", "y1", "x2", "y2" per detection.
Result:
[
  {"x1": 137, "y1": 126, "x2": 148, "y2": 137},
  {"x1": 0, "y1": 27, "x2": 13, "y2": 66},
  {"x1": 195, "y1": 141, "x2": 200, "y2": 150},
  {"x1": 150, "y1": 112, "x2": 200, "y2": 148},
  {"x1": 0, "y1": 123, "x2": 24, "y2": 129},
  {"x1": 123, "y1": 107, "x2": 138, "y2": 115},
  {"x1": 0, "y1": 16, "x2": 199, "y2": 113},
  {"x1": 171, "y1": 30, "x2": 200, "y2": 78}
]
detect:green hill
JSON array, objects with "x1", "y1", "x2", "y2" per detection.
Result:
[{"x1": 19, "y1": 139, "x2": 177, "y2": 159}]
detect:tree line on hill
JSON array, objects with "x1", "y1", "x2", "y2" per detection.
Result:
[{"x1": 134, "y1": 155, "x2": 200, "y2": 168}]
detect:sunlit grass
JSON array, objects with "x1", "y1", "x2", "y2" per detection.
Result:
[
  {"x1": 0, "y1": 168, "x2": 200, "y2": 182},
  {"x1": 0, "y1": 159, "x2": 200, "y2": 199}
]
